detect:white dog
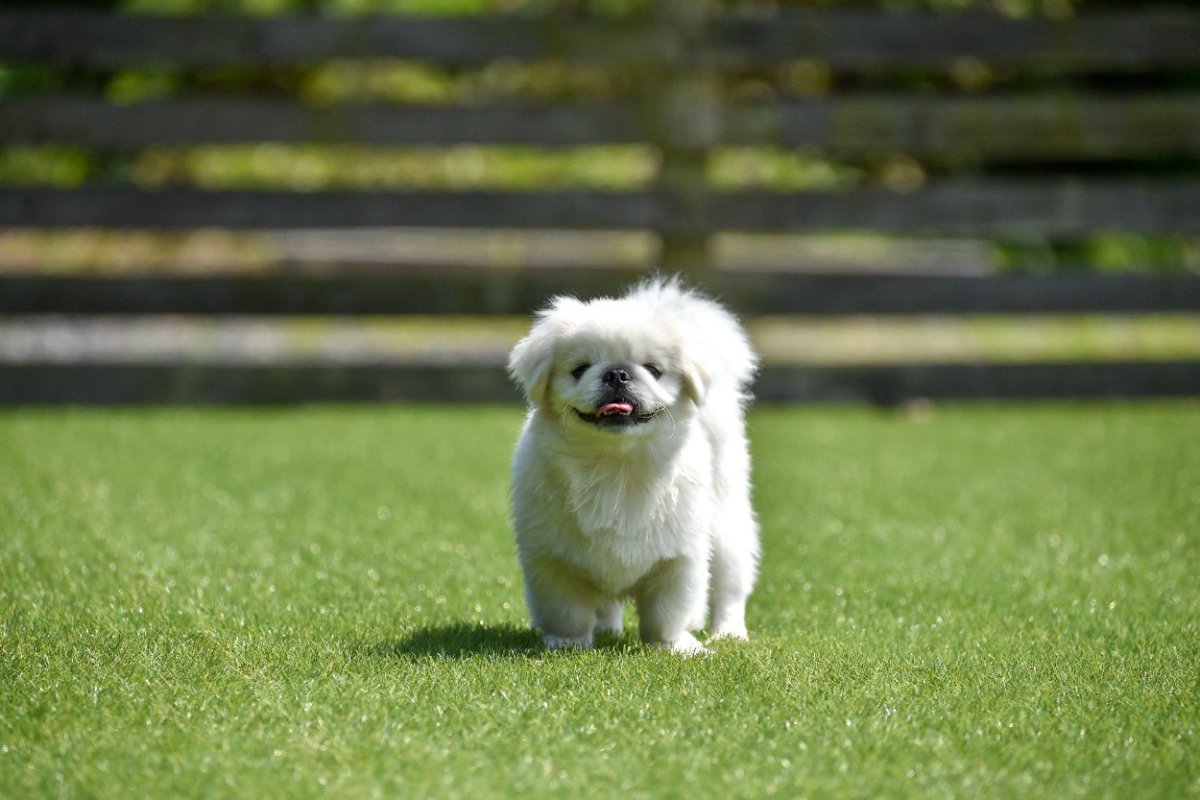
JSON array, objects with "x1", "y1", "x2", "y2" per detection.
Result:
[{"x1": 507, "y1": 277, "x2": 760, "y2": 654}]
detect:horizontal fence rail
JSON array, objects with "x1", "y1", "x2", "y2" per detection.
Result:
[
  {"x1": 3, "y1": 272, "x2": 1198, "y2": 316},
  {"x1": 723, "y1": 95, "x2": 1200, "y2": 159},
  {"x1": 712, "y1": 11, "x2": 1200, "y2": 71},
  {"x1": 6, "y1": 95, "x2": 1200, "y2": 159},
  {"x1": 3, "y1": 10, "x2": 1200, "y2": 70},
  {"x1": 3, "y1": 182, "x2": 1198, "y2": 235},
  {"x1": 2, "y1": 361, "x2": 1198, "y2": 406},
  {"x1": 0, "y1": 97, "x2": 645, "y2": 147}
]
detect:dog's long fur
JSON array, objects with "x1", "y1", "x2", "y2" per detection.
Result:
[{"x1": 507, "y1": 278, "x2": 760, "y2": 653}]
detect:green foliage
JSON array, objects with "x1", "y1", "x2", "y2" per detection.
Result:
[
  {"x1": 0, "y1": 147, "x2": 96, "y2": 188},
  {"x1": 710, "y1": 147, "x2": 863, "y2": 191},
  {"x1": 997, "y1": 235, "x2": 1200, "y2": 274},
  {"x1": 0, "y1": 65, "x2": 59, "y2": 98},
  {"x1": 1, "y1": 405, "x2": 1197, "y2": 798},
  {"x1": 1084, "y1": 233, "x2": 1200, "y2": 274},
  {"x1": 106, "y1": 69, "x2": 183, "y2": 103},
  {"x1": 302, "y1": 60, "x2": 621, "y2": 105},
  {"x1": 129, "y1": 144, "x2": 657, "y2": 190}
]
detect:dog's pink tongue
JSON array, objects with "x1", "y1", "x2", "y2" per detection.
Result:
[{"x1": 600, "y1": 402, "x2": 634, "y2": 416}]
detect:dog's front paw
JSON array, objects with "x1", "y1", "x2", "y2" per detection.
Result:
[
  {"x1": 649, "y1": 631, "x2": 709, "y2": 656},
  {"x1": 709, "y1": 624, "x2": 749, "y2": 642},
  {"x1": 543, "y1": 634, "x2": 593, "y2": 650},
  {"x1": 595, "y1": 601, "x2": 624, "y2": 636}
]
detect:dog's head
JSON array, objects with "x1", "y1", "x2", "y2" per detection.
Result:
[{"x1": 508, "y1": 284, "x2": 715, "y2": 436}]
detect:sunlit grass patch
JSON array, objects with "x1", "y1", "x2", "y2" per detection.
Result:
[{"x1": 1, "y1": 404, "x2": 1197, "y2": 797}]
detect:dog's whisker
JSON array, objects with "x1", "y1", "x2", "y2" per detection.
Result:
[{"x1": 661, "y1": 406, "x2": 677, "y2": 440}]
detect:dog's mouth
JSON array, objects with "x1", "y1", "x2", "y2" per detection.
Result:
[{"x1": 574, "y1": 400, "x2": 662, "y2": 430}]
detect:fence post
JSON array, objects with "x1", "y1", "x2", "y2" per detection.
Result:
[{"x1": 650, "y1": 0, "x2": 718, "y2": 278}]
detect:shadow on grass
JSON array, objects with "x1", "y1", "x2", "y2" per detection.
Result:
[
  {"x1": 364, "y1": 622, "x2": 545, "y2": 660},
  {"x1": 363, "y1": 622, "x2": 642, "y2": 660}
]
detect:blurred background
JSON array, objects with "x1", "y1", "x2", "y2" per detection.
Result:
[{"x1": 1, "y1": 0, "x2": 1198, "y2": 405}]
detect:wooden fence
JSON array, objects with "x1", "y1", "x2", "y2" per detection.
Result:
[{"x1": 1, "y1": 5, "x2": 1199, "y2": 404}]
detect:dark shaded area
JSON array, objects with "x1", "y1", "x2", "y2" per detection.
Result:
[
  {"x1": 362, "y1": 623, "x2": 544, "y2": 660},
  {"x1": 5, "y1": 361, "x2": 1199, "y2": 406},
  {"x1": 4, "y1": 272, "x2": 1199, "y2": 316}
]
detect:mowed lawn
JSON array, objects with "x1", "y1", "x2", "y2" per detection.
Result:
[{"x1": 1, "y1": 404, "x2": 1197, "y2": 799}]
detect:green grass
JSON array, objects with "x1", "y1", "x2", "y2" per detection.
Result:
[{"x1": 2, "y1": 404, "x2": 1197, "y2": 798}]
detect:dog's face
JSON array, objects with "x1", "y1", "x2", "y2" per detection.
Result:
[
  {"x1": 553, "y1": 329, "x2": 682, "y2": 434},
  {"x1": 509, "y1": 294, "x2": 704, "y2": 436}
]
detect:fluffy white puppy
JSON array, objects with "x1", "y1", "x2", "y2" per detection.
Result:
[{"x1": 507, "y1": 277, "x2": 760, "y2": 654}]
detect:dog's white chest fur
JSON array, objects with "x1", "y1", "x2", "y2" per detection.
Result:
[{"x1": 512, "y1": 415, "x2": 712, "y2": 595}]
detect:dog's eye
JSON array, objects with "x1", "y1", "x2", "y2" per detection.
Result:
[
  {"x1": 643, "y1": 363, "x2": 663, "y2": 380},
  {"x1": 570, "y1": 363, "x2": 591, "y2": 380}
]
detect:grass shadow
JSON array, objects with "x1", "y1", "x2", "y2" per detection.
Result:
[
  {"x1": 362, "y1": 622, "x2": 645, "y2": 661},
  {"x1": 364, "y1": 622, "x2": 546, "y2": 661}
]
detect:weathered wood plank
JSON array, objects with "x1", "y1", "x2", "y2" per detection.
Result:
[
  {"x1": 2, "y1": 360, "x2": 1197, "y2": 406},
  {"x1": 3, "y1": 272, "x2": 1197, "y2": 316},
  {"x1": 0, "y1": 97, "x2": 643, "y2": 147},
  {"x1": 712, "y1": 10, "x2": 1200, "y2": 71},
  {"x1": 724, "y1": 95, "x2": 1200, "y2": 160},
  {"x1": 0, "y1": 272, "x2": 633, "y2": 316},
  {"x1": 754, "y1": 361, "x2": 1200, "y2": 405},
  {"x1": 0, "y1": 188, "x2": 661, "y2": 230},
  {"x1": 707, "y1": 180, "x2": 1200, "y2": 237},
  {"x1": 2, "y1": 181, "x2": 1198, "y2": 235},
  {"x1": 0, "y1": 362, "x2": 522, "y2": 405},
  {"x1": 8, "y1": 94, "x2": 1199, "y2": 159},
  {"x1": 717, "y1": 273, "x2": 1200, "y2": 316},
  {"x1": 0, "y1": 11, "x2": 653, "y2": 68},
  {"x1": 2, "y1": 10, "x2": 1198, "y2": 70}
]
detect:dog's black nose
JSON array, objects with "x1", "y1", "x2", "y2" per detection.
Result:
[{"x1": 603, "y1": 367, "x2": 632, "y2": 386}]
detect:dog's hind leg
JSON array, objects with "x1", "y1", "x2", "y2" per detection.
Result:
[
  {"x1": 700, "y1": 391, "x2": 759, "y2": 641},
  {"x1": 708, "y1": 520, "x2": 758, "y2": 640}
]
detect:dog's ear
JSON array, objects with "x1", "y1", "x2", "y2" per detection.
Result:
[
  {"x1": 679, "y1": 352, "x2": 710, "y2": 406},
  {"x1": 508, "y1": 296, "x2": 583, "y2": 407},
  {"x1": 507, "y1": 326, "x2": 555, "y2": 407}
]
